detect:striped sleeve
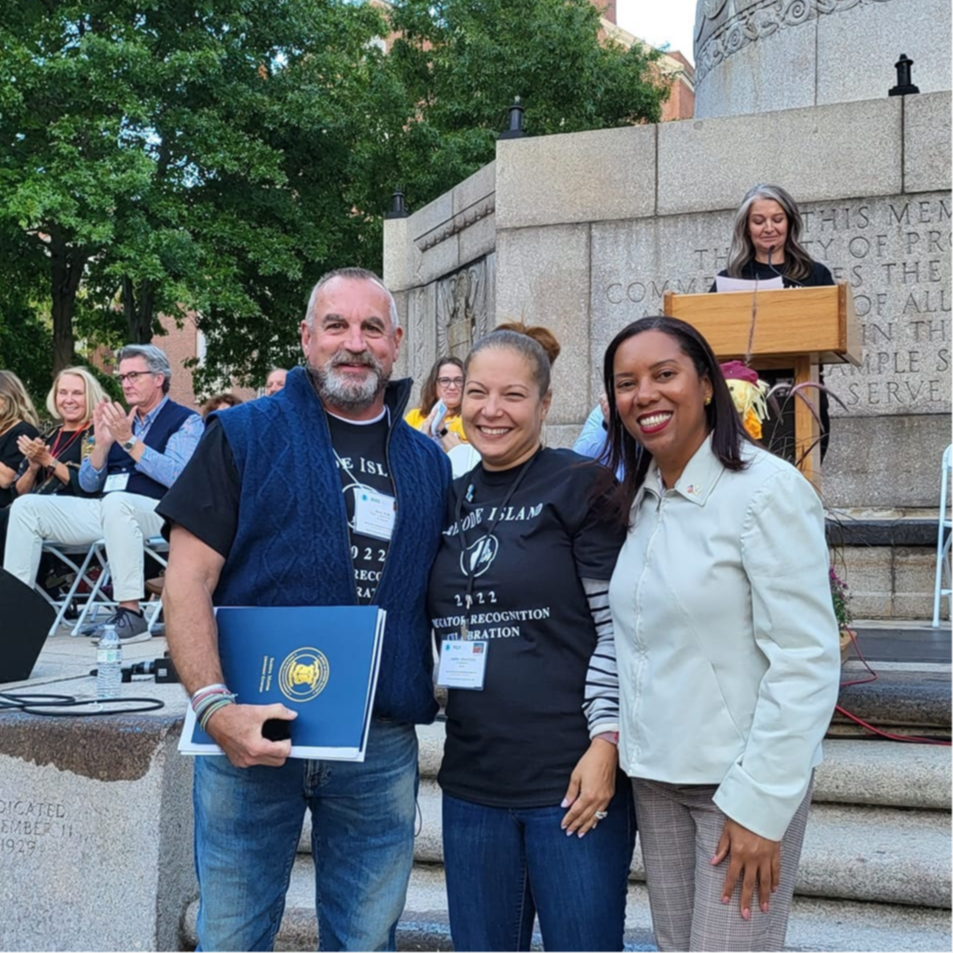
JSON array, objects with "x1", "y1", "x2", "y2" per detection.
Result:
[{"x1": 581, "y1": 576, "x2": 620, "y2": 737}]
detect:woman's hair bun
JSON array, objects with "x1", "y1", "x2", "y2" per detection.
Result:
[{"x1": 495, "y1": 321, "x2": 561, "y2": 366}]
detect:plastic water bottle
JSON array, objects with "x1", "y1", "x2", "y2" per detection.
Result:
[{"x1": 96, "y1": 625, "x2": 122, "y2": 699}]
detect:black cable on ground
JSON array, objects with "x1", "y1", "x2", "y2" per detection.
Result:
[{"x1": 0, "y1": 692, "x2": 165, "y2": 716}]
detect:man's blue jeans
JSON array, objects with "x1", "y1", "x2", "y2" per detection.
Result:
[
  {"x1": 442, "y1": 781, "x2": 636, "y2": 951},
  {"x1": 193, "y1": 718, "x2": 418, "y2": 952}
]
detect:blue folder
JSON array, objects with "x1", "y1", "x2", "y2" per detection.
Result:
[{"x1": 178, "y1": 605, "x2": 386, "y2": 761}]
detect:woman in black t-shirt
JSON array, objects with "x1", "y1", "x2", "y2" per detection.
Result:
[
  {"x1": 713, "y1": 183, "x2": 834, "y2": 458},
  {"x1": 427, "y1": 330, "x2": 635, "y2": 952}
]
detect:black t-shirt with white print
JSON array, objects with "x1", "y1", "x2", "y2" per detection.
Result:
[
  {"x1": 427, "y1": 447, "x2": 624, "y2": 809},
  {"x1": 326, "y1": 411, "x2": 393, "y2": 604}
]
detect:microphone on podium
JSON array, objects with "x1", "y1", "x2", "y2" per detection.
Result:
[{"x1": 766, "y1": 245, "x2": 805, "y2": 287}]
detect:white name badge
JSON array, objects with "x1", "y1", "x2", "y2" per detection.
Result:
[
  {"x1": 436, "y1": 640, "x2": 487, "y2": 690},
  {"x1": 354, "y1": 490, "x2": 396, "y2": 541},
  {"x1": 103, "y1": 472, "x2": 130, "y2": 493}
]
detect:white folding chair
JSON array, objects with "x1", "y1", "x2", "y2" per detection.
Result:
[
  {"x1": 67, "y1": 541, "x2": 116, "y2": 636},
  {"x1": 932, "y1": 444, "x2": 952, "y2": 627},
  {"x1": 142, "y1": 535, "x2": 169, "y2": 634},
  {"x1": 69, "y1": 536, "x2": 169, "y2": 636},
  {"x1": 38, "y1": 541, "x2": 108, "y2": 638}
]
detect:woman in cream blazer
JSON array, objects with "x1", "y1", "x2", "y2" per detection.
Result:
[{"x1": 599, "y1": 315, "x2": 841, "y2": 953}]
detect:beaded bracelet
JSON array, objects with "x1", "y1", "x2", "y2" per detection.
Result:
[
  {"x1": 198, "y1": 695, "x2": 236, "y2": 732},
  {"x1": 192, "y1": 685, "x2": 237, "y2": 732},
  {"x1": 191, "y1": 682, "x2": 230, "y2": 705}
]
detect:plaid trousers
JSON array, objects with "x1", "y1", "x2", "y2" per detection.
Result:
[{"x1": 632, "y1": 777, "x2": 812, "y2": 952}]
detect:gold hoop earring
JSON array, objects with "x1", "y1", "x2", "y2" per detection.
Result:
[{"x1": 704, "y1": 396, "x2": 712, "y2": 406}]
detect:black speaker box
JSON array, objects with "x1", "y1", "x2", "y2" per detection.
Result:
[{"x1": 0, "y1": 568, "x2": 55, "y2": 683}]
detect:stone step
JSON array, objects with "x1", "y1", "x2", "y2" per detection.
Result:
[
  {"x1": 416, "y1": 724, "x2": 952, "y2": 810},
  {"x1": 293, "y1": 778, "x2": 951, "y2": 909},
  {"x1": 810, "y1": 737, "x2": 951, "y2": 809},
  {"x1": 833, "y1": 669, "x2": 952, "y2": 729},
  {"x1": 182, "y1": 858, "x2": 953, "y2": 952}
]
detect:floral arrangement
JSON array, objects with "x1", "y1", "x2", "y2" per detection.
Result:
[
  {"x1": 721, "y1": 360, "x2": 769, "y2": 440},
  {"x1": 830, "y1": 565, "x2": 854, "y2": 662},
  {"x1": 829, "y1": 565, "x2": 852, "y2": 629}
]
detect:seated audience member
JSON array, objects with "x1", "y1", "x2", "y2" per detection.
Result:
[
  {"x1": 147, "y1": 388, "x2": 239, "y2": 596},
  {"x1": 0, "y1": 371, "x2": 41, "y2": 509},
  {"x1": 3, "y1": 345, "x2": 203, "y2": 643},
  {"x1": 264, "y1": 368, "x2": 288, "y2": 396},
  {"x1": 0, "y1": 367, "x2": 104, "y2": 555},
  {"x1": 405, "y1": 356, "x2": 468, "y2": 452},
  {"x1": 201, "y1": 392, "x2": 244, "y2": 419}
]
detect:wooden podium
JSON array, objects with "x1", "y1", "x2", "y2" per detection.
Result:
[{"x1": 662, "y1": 283, "x2": 861, "y2": 489}]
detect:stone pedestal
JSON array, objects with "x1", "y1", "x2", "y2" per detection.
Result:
[
  {"x1": 693, "y1": 0, "x2": 952, "y2": 119},
  {"x1": 0, "y1": 708, "x2": 195, "y2": 951}
]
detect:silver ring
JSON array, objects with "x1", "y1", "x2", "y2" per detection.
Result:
[{"x1": 594, "y1": 810, "x2": 609, "y2": 820}]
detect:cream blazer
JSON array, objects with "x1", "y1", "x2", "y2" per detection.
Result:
[{"x1": 609, "y1": 436, "x2": 841, "y2": 841}]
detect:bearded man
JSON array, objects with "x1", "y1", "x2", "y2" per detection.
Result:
[{"x1": 159, "y1": 268, "x2": 451, "y2": 952}]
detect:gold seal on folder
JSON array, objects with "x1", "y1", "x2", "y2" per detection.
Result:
[{"x1": 278, "y1": 648, "x2": 330, "y2": 702}]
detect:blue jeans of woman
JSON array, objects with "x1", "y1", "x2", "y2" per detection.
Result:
[
  {"x1": 442, "y1": 780, "x2": 636, "y2": 951},
  {"x1": 192, "y1": 718, "x2": 418, "y2": 952}
]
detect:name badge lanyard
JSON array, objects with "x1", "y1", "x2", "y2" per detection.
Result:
[
  {"x1": 331, "y1": 410, "x2": 392, "y2": 492},
  {"x1": 333, "y1": 449, "x2": 362, "y2": 488},
  {"x1": 454, "y1": 450, "x2": 540, "y2": 639}
]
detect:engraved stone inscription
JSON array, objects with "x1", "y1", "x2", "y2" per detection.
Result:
[
  {"x1": 591, "y1": 193, "x2": 951, "y2": 417},
  {"x1": 0, "y1": 797, "x2": 76, "y2": 862}
]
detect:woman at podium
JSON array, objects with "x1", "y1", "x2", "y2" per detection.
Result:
[
  {"x1": 601, "y1": 315, "x2": 841, "y2": 951},
  {"x1": 713, "y1": 183, "x2": 833, "y2": 458},
  {"x1": 718, "y1": 183, "x2": 833, "y2": 288}
]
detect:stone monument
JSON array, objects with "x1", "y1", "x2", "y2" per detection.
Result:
[
  {"x1": 693, "y1": 0, "x2": 952, "y2": 118},
  {"x1": 0, "y1": 690, "x2": 196, "y2": 951},
  {"x1": 385, "y1": 73, "x2": 950, "y2": 620}
]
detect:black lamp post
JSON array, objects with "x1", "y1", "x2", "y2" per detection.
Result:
[
  {"x1": 498, "y1": 97, "x2": 525, "y2": 140},
  {"x1": 384, "y1": 187, "x2": 409, "y2": 219},
  {"x1": 888, "y1": 53, "x2": 920, "y2": 96}
]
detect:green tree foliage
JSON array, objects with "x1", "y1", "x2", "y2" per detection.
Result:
[
  {"x1": 0, "y1": 222, "x2": 52, "y2": 401},
  {"x1": 0, "y1": 0, "x2": 392, "y2": 390},
  {"x1": 375, "y1": 0, "x2": 668, "y2": 208},
  {"x1": 0, "y1": 1, "x2": 667, "y2": 392}
]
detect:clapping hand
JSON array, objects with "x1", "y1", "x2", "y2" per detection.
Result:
[
  {"x1": 17, "y1": 435, "x2": 52, "y2": 469},
  {"x1": 93, "y1": 399, "x2": 136, "y2": 448},
  {"x1": 93, "y1": 400, "x2": 116, "y2": 449},
  {"x1": 100, "y1": 401, "x2": 136, "y2": 445}
]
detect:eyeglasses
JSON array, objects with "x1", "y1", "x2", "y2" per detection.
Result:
[
  {"x1": 437, "y1": 377, "x2": 464, "y2": 388},
  {"x1": 116, "y1": 371, "x2": 152, "y2": 384}
]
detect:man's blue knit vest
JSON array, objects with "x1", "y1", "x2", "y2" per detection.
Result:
[
  {"x1": 214, "y1": 367, "x2": 451, "y2": 725},
  {"x1": 105, "y1": 399, "x2": 193, "y2": 499}
]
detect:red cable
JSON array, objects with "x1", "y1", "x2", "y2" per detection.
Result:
[{"x1": 832, "y1": 629, "x2": 951, "y2": 747}]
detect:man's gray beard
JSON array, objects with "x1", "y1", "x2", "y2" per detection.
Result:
[{"x1": 307, "y1": 355, "x2": 388, "y2": 414}]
